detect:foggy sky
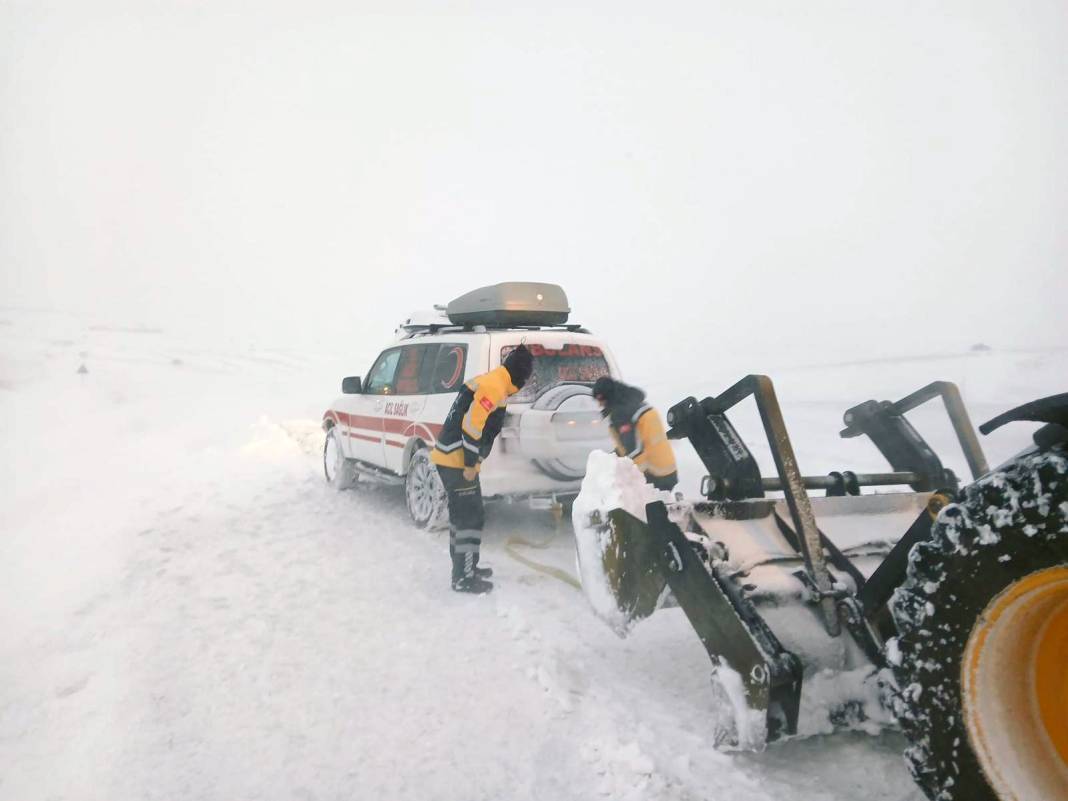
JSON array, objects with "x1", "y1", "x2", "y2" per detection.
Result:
[{"x1": 2, "y1": 1, "x2": 1066, "y2": 373}]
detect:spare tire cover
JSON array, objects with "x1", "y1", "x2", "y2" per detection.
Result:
[{"x1": 523, "y1": 383, "x2": 612, "y2": 481}]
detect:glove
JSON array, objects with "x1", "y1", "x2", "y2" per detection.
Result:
[{"x1": 463, "y1": 466, "x2": 478, "y2": 482}]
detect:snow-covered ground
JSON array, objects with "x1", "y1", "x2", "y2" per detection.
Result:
[{"x1": 2, "y1": 308, "x2": 1061, "y2": 801}]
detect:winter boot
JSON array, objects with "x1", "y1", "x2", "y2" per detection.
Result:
[
  {"x1": 452, "y1": 573, "x2": 494, "y2": 594},
  {"x1": 472, "y1": 553, "x2": 492, "y2": 579},
  {"x1": 451, "y1": 551, "x2": 493, "y2": 594}
]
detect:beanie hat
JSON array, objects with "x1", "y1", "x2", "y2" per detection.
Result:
[
  {"x1": 592, "y1": 376, "x2": 617, "y2": 403},
  {"x1": 503, "y1": 344, "x2": 534, "y2": 389}
]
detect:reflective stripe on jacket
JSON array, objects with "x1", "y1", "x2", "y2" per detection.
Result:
[
  {"x1": 431, "y1": 366, "x2": 516, "y2": 470},
  {"x1": 609, "y1": 404, "x2": 677, "y2": 478}
]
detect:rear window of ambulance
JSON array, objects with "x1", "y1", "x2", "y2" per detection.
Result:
[{"x1": 501, "y1": 343, "x2": 610, "y2": 403}]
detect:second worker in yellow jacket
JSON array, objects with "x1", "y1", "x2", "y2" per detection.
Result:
[{"x1": 592, "y1": 376, "x2": 678, "y2": 492}]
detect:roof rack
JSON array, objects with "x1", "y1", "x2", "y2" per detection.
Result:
[
  {"x1": 395, "y1": 284, "x2": 589, "y2": 339},
  {"x1": 397, "y1": 322, "x2": 592, "y2": 340}
]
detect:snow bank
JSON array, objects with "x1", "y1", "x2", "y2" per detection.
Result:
[
  {"x1": 571, "y1": 451, "x2": 674, "y2": 635},
  {"x1": 241, "y1": 417, "x2": 324, "y2": 462}
]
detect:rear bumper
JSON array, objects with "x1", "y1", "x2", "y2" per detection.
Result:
[
  {"x1": 486, "y1": 490, "x2": 580, "y2": 508},
  {"x1": 478, "y1": 452, "x2": 584, "y2": 499}
]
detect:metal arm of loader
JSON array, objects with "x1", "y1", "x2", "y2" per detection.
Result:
[
  {"x1": 694, "y1": 375, "x2": 842, "y2": 636},
  {"x1": 840, "y1": 381, "x2": 989, "y2": 484}
]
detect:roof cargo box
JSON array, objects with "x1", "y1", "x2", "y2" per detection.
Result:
[{"x1": 446, "y1": 282, "x2": 570, "y2": 327}]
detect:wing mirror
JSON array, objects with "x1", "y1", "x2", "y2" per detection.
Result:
[{"x1": 342, "y1": 376, "x2": 363, "y2": 394}]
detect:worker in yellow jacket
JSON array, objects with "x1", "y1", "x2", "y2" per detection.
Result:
[
  {"x1": 432, "y1": 344, "x2": 534, "y2": 593},
  {"x1": 593, "y1": 376, "x2": 678, "y2": 492}
]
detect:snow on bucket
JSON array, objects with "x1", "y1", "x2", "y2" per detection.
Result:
[{"x1": 572, "y1": 451, "x2": 675, "y2": 636}]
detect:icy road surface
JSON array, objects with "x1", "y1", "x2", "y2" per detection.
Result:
[{"x1": 3, "y1": 310, "x2": 1060, "y2": 801}]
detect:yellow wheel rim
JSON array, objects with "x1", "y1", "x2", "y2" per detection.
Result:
[{"x1": 963, "y1": 565, "x2": 1068, "y2": 801}]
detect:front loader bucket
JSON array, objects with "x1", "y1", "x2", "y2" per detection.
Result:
[
  {"x1": 571, "y1": 377, "x2": 998, "y2": 761},
  {"x1": 575, "y1": 507, "x2": 669, "y2": 633},
  {"x1": 574, "y1": 498, "x2": 804, "y2": 746}
]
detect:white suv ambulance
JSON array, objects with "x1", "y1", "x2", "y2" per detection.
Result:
[{"x1": 322, "y1": 283, "x2": 620, "y2": 526}]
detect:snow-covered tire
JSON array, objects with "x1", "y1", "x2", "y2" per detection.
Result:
[
  {"x1": 889, "y1": 448, "x2": 1068, "y2": 801},
  {"x1": 324, "y1": 426, "x2": 357, "y2": 490},
  {"x1": 405, "y1": 447, "x2": 447, "y2": 529}
]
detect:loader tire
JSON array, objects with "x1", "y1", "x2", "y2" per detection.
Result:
[{"x1": 889, "y1": 447, "x2": 1068, "y2": 801}]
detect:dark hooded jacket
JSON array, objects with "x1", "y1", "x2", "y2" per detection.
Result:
[{"x1": 594, "y1": 377, "x2": 677, "y2": 482}]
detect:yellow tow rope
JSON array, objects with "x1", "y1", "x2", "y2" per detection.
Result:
[{"x1": 503, "y1": 526, "x2": 583, "y2": 591}]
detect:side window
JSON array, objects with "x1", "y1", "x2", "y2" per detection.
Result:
[
  {"x1": 417, "y1": 344, "x2": 441, "y2": 392},
  {"x1": 365, "y1": 348, "x2": 402, "y2": 395},
  {"x1": 422, "y1": 343, "x2": 468, "y2": 394},
  {"x1": 394, "y1": 345, "x2": 427, "y2": 395}
]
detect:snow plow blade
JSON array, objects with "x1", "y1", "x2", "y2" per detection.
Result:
[{"x1": 616, "y1": 502, "x2": 803, "y2": 745}]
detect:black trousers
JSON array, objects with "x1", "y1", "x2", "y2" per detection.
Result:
[
  {"x1": 436, "y1": 466, "x2": 485, "y2": 579},
  {"x1": 648, "y1": 471, "x2": 679, "y2": 492}
]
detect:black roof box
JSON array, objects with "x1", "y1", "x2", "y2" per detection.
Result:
[{"x1": 446, "y1": 282, "x2": 570, "y2": 327}]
